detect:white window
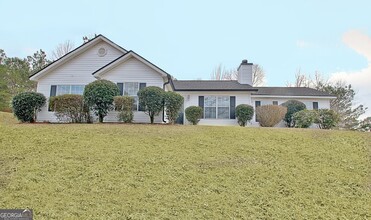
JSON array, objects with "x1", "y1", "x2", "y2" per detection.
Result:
[
  {"x1": 217, "y1": 97, "x2": 230, "y2": 119},
  {"x1": 123, "y1": 82, "x2": 139, "y2": 111},
  {"x1": 204, "y1": 96, "x2": 230, "y2": 119},
  {"x1": 56, "y1": 85, "x2": 85, "y2": 95}
]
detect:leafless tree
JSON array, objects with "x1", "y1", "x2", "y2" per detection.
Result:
[
  {"x1": 286, "y1": 69, "x2": 311, "y2": 87},
  {"x1": 210, "y1": 63, "x2": 265, "y2": 86},
  {"x1": 52, "y1": 40, "x2": 75, "y2": 60},
  {"x1": 311, "y1": 71, "x2": 329, "y2": 89},
  {"x1": 286, "y1": 69, "x2": 330, "y2": 89},
  {"x1": 210, "y1": 64, "x2": 236, "y2": 80},
  {"x1": 252, "y1": 64, "x2": 265, "y2": 86}
]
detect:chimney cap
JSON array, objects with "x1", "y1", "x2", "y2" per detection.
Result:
[{"x1": 242, "y1": 59, "x2": 248, "y2": 64}]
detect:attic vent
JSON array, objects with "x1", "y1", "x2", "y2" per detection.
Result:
[{"x1": 98, "y1": 47, "x2": 107, "y2": 57}]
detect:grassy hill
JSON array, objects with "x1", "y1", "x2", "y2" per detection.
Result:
[{"x1": 0, "y1": 112, "x2": 370, "y2": 219}]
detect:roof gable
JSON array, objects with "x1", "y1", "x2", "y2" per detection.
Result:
[
  {"x1": 29, "y1": 35, "x2": 127, "y2": 80},
  {"x1": 92, "y1": 50, "x2": 170, "y2": 78}
]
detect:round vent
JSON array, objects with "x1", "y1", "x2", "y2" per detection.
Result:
[{"x1": 98, "y1": 47, "x2": 107, "y2": 57}]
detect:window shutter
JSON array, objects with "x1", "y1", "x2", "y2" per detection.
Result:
[
  {"x1": 117, "y1": 83, "x2": 123, "y2": 96},
  {"x1": 230, "y1": 96, "x2": 236, "y2": 119},
  {"x1": 48, "y1": 85, "x2": 57, "y2": 111},
  {"x1": 139, "y1": 83, "x2": 146, "y2": 90},
  {"x1": 50, "y1": 85, "x2": 57, "y2": 97},
  {"x1": 313, "y1": 102, "x2": 318, "y2": 110},
  {"x1": 255, "y1": 101, "x2": 261, "y2": 122},
  {"x1": 198, "y1": 96, "x2": 204, "y2": 118},
  {"x1": 138, "y1": 83, "x2": 146, "y2": 111}
]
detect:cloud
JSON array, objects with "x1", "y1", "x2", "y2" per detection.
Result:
[{"x1": 330, "y1": 30, "x2": 371, "y2": 118}]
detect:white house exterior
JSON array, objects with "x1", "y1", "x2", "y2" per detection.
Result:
[{"x1": 30, "y1": 35, "x2": 335, "y2": 126}]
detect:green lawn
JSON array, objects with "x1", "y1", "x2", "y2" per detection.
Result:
[{"x1": 0, "y1": 112, "x2": 370, "y2": 219}]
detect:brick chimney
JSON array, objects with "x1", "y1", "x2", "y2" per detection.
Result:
[{"x1": 237, "y1": 59, "x2": 253, "y2": 85}]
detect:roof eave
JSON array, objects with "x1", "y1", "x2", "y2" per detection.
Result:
[
  {"x1": 251, "y1": 94, "x2": 337, "y2": 99},
  {"x1": 174, "y1": 89, "x2": 259, "y2": 92}
]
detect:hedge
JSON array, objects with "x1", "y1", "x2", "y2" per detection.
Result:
[
  {"x1": 185, "y1": 106, "x2": 203, "y2": 125},
  {"x1": 281, "y1": 100, "x2": 306, "y2": 127},
  {"x1": 50, "y1": 94, "x2": 91, "y2": 123},
  {"x1": 236, "y1": 104, "x2": 254, "y2": 127},
  {"x1": 164, "y1": 92, "x2": 184, "y2": 124},
  {"x1": 256, "y1": 105, "x2": 287, "y2": 127},
  {"x1": 12, "y1": 92, "x2": 46, "y2": 123},
  {"x1": 114, "y1": 96, "x2": 134, "y2": 123}
]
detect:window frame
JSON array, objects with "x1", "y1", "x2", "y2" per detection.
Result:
[
  {"x1": 273, "y1": 101, "x2": 278, "y2": 105},
  {"x1": 122, "y1": 82, "x2": 140, "y2": 111},
  {"x1": 56, "y1": 85, "x2": 85, "y2": 96},
  {"x1": 204, "y1": 96, "x2": 230, "y2": 119}
]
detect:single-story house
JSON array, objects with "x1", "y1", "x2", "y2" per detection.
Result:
[{"x1": 29, "y1": 35, "x2": 335, "y2": 126}]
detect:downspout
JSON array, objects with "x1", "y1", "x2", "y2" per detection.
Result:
[{"x1": 162, "y1": 75, "x2": 172, "y2": 123}]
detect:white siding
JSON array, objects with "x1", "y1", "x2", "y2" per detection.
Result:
[
  {"x1": 36, "y1": 41, "x2": 124, "y2": 122},
  {"x1": 101, "y1": 57, "x2": 166, "y2": 123},
  {"x1": 178, "y1": 91, "x2": 252, "y2": 126}
]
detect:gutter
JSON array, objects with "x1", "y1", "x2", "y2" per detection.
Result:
[{"x1": 162, "y1": 75, "x2": 172, "y2": 123}]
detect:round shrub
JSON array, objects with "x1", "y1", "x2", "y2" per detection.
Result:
[
  {"x1": 185, "y1": 106, "x2": 203, "y2": 125},
  {"x1": 50, "y1": 94, "x2": 90, "y2": 123},
  {"x1": 236, "y1": 104, "x2": 254, "y2": 127},
  {"x1": 293, "y1": 109, "x2": 317, "y2": 128},
  {"x1": 315, "y1": 109, "x2": 340, "y2": 129},
  {"x1": 256, "y1": 105, "x2": 287, "y2": 127},
  {"x1": 84, "y1": 79, "x2": 120, "y2": 123},
  {"x1": 281, "y1": 100, "x2": 306, "y2": 127},
  {"x1": 137, "y1": 86, "x2": 165, "y2": 124},
  {"x1": 12, "y1": 92, "x2": 46, "y2": 122},
  {"x1": 114, "y1": 96, "x2": 134, "y2": 123},
  {"x1": 164, "y1": 92, "x2": 184, "y2": 124}
]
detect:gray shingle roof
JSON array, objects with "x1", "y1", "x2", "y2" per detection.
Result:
[
  {"x1": 172, "y1": 80, "x2": 334, "y2": 97},
  {"x1": 252, "y1": 87, "x2": 334, "y2": 97},
  {"x1": 172, "y1": 80, "x2": 258, "y2": 91}
]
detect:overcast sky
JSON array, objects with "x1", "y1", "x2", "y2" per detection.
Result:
[{"x1": 1, "y1": 0, "x2": 370, "y2": 117}]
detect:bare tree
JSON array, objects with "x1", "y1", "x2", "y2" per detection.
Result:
[
  {"x1": 286, "y1": 70, "x2": 330, "y2": 88},
  {"x1": 52, "y1": 40, "x2": 75, "y2": 60},
  {"x1": 210, "y1": 64, "x2": 236, "y2": 80},
  {"x1": 252, "y1": 64, "x2": 265, "y2": 86},
  {"x1": 210, "y1": 63, "x2": 265, "y2": 86},
  {"x1": 286, "y1": 69, "x2": 311, "y2": 87},
  {"x1": 311, "y1": 71, "x2": 329, "y2": 90}
]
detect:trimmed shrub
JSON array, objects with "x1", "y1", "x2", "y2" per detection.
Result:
[
  {"x1": 236, "y1": 104, "x2": 254, "y2": 127},
  {"x1": 185, "y1": 106, "x2": 203, "y2": 125},
  {"x1": 137, "y1": 86, "x2": 165, "y2": 124},
  {"x1": 12, "y1": 92, "x2": 46, "y2": 122},
  {"x1": 49, "y1": 94, "x2": 91, "y2": 123},
  {"x1": 84, "y1": 79, "x2": 120, "y2": 123},
  {"x1": 256, "y1": 105, "x2": 287, "y2": 127},
  {"x1": 164, "y1": 92, "x2": 184, "y2": 124},
  {"x1": 114, "y1": 96, "x2": 134, "y2": 123},
  {"x1": 293, "y1": 109, "x2": 317, "y2": 128},
  {"x1": 315, "y1": 109, "x2": 340, "y2": 129},
  {"x1": 281, "y1": 100, "x2": 306, "y2": 127}
]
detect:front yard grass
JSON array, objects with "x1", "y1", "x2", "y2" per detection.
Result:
[{"x1": 0, "y1": 112, "x2": 370, "y2": 219}]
